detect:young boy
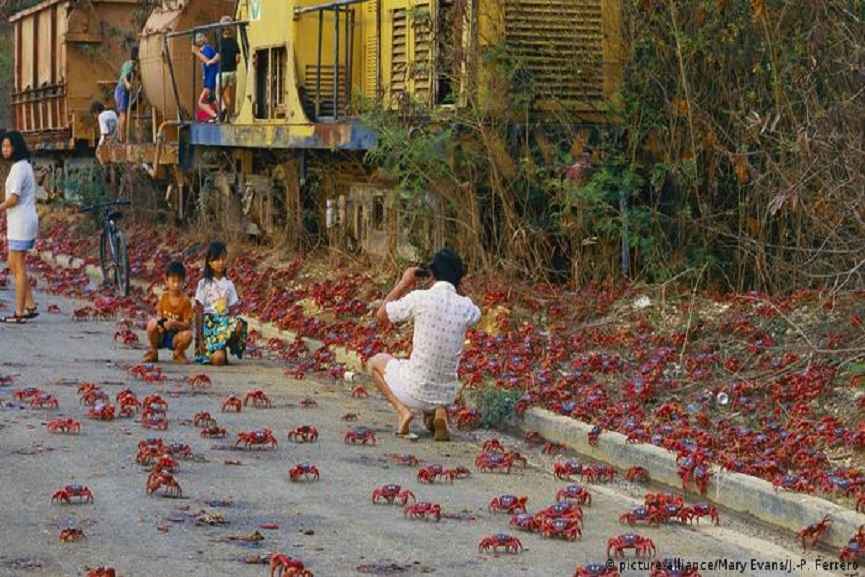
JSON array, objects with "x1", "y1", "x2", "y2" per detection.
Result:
[
  {"x1": 145, "y1": 261, "x2": 194, "y2": 363},
  {"x1": 90, "y1": 101, "x2": 118, "y2": 146}
]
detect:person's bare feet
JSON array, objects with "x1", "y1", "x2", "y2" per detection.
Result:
[
  {"x1": 397, "y1": 409, "x2": 414, "y2": 436},
  {"x1": 143, "y1": 349, "x2": 158, "y2": 363},
  {"x1": 173, "y1": 350, "x2": 189, "y2": 364},
  {"x1": 433, "y1": 407, "x2": 450, "y2": 442}
]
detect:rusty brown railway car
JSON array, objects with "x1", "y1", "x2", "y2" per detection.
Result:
[{"x1": 10, "y1": 0, "x2": 146, "y2": 194}]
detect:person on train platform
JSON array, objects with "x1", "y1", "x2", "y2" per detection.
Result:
[
  {"x1": 192, "y1": 33, "x2": 219, "y2": 122},
  {"x1": 114, "y1": 46, "x2": 137, "y2": 142},
  {"x1": 213, "y1": 16, "x2": 241, "y2": 122},
  {"x1": 90, "y1": 101, "x2": 118, "y2": 147}
]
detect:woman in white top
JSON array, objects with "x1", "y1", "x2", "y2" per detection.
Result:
[{"x1": 0, "y1": 131, "x2": 39, "y2": 323}]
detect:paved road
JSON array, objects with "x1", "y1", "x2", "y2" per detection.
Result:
[{"x1": 0, "y1": 280, "x2": 855, "y2": 577}]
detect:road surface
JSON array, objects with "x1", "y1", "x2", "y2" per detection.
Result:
[{"x1": 0, "y1": 278, "x2": 856, "y2": 577}]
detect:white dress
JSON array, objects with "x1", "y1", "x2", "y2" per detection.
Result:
[{"x1": 5, "y1": 160, "x2": 39, "y2": 244}]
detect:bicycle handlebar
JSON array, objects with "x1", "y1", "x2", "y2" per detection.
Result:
[{"x1": 80, "y1": 199, "x2": 131, "y2": 214}]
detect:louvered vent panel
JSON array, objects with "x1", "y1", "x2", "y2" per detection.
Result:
[
  {"x1": 411, "y1": 3, "x2": 432, "y2": 105},
  {"x1": 365, "y1": 0, "x2": 379, "y2": 97},
  {"x1": 504, "y1": 0, "x2": 605, "y2": 104},
  {"x1": 390, "y1": 8, "x2": 408, "y2": 98},
  {"x1": 304, "y1": 65, "x2": 349, "y2": 117}
]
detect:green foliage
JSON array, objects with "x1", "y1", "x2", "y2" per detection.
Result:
[{"x1": 467, "y1": 386, "x2": 524, "y2": 429}]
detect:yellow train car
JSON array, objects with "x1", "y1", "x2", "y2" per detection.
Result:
[{"x1": 101, "y1": 0, "x2": 622, "y2": 238}]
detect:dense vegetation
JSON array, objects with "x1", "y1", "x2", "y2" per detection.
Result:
[{"x1": 365, "y1": 0, "x2": 865, "y2": 292}]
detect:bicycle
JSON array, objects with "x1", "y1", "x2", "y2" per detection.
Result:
[{"x1": 81, "y1": 199, "x2": 131, "y2": 297}]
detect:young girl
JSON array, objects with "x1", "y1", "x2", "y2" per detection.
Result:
[
  {"x1": 194, "y1": 241, "x2": 247, "y2": 365},
  {"x1": 0, "y1": 131, "x2": 39, "y2": 323}
]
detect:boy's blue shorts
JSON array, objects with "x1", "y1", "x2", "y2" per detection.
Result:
[
  {"x1": 115, "y1": 83, "x2": 129, "y2": 113},
  {"x1": 159, "y1": 330, "x2": 177, "y2": 350}
]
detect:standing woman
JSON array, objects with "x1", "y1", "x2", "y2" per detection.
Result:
[{"x1": 0, "y1": 131, "x2": 39, "y2": 323}]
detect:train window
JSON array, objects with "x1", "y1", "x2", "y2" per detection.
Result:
[
  {"x1": 254, "y1": 46, "x2": 287, "y2": 119},
  {"x1": 372, "y1": 195, "x2": 385, "y2": 231},
  {"x1": 254, "y1": 49, "x2": 269, "y2": 119}
]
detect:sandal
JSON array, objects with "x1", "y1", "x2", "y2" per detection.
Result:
[
  {"x1": 23, "y1": 306, "x2": 39, "y2": 319},
  {"x1": 2, "y1": 314, "x2": 28, "y2": 324}
]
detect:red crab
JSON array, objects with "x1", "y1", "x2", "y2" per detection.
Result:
[
  {"x1": 619, "y1": 506, "x2": 662, "y2": 527},
  {"x1": 129, "y1": 364, "x2": 165, "y2": 383},
  {"x1": 540, "y1": 516, "x2": 582, "y2": 541},
  {"x1": 524, "y1": 431, "x2": 545, "y2": 445},
  {"x1": 222, "y1": 395, "x2": 243, "y2": 413},
  {"x1": 85, "y1": 567, "x2": 118, "y2": 577},
  {"x1": 151, "y1": 455, "x2": 178, "y2": 475},
  {"x1": 270, "y1": 554, "x2": 314, "y2": 577},
  {"x1": 88, "y1": 403, "x2": 115, "y2": 421},
  {"x1": 193, "y1": 412, "x2": 216, "y2": 427},
  {"x1": 14, "y1": 387, "x2": 42, "y2": 401},
  {"x1": 146, "y1": 471, "x2": 182, "y2": 497},
  {"x1": 386, "y1": 453, "x2": 420, "y2": 466},
  {"x1": 488, "y1": 495, "x2": 528, "y2": 514},
  {"x1": 687, "y1": 503, "x2": 719, "y2": 526},
  {"x1": 372, "y1": 484, "x2": 416, "y2": 506},
  {"x1": 166, "y1": 443, "x2": 192, "y2": 459},
  {"x1": 840, "y1": 526, "x2": 865, "y2": 562},
  {"x1": 299, "y1": 397, "x2": 318, "y2": 408},
  {"x1": 403, "y1": 502, "x2": 441, "y2": 522},
  {"x1": 186, "y1": 374, "x2": 212, "y2": 389},
  {"x1": 200, "y1": 425, "x2": 227, "y2": 439},
  {"x1": 453, "y1": 407, "x2": 481, "y2": 430},
  {"x1": 582, "y1": 464, "x2": 616, "y2": 483},
  {"x1": 573, "y1": 562, "x2": 621, "y2": 577},
  {"x1": 478, "y1": 533, "x2": 523, "y2": 554},
  {"x1": 30, "y1": 394, "x2": 59, "y2": 409},
  {"x1": 475, "y1": 451, "x2": 514, "y2": 474},
  {"x1": 52, "y1": 484, "x2": 94, "y2": 504},
  {"x1": 607, "y1": 533, "x2": 656, "y2": 557},
  {"x1": 244, "y1": 389, "x2": 272, "y2": 408},
  {"x1": 482, "y1": 438, "x2": 506, "y2": 453},
  {"x1": 142, "y1": 395, "x2": 167, "y2": 413},
  {"x1": 556, "y1": 484, "x2": 592, "y2": 506},
  {"x1": 59, "y1": 527, "x2": 86, "y2": 542},
  {"x1": 47, "y1": 304, "x2": 62, "y2": 314},
  {"x1": 554, "y1": 460, "x2": 583, "y2": 480},
  {"x1": 588, "y1": 425, "x2": 602, "y2": 447},
  {"x1": 341, "y1": 412, "x2": 359, "y2": 421},
  {"x1": 344, "y1": 427, "x2": 376, "y2": 445},
  {"x1": 289, "y1": 463, "x2": 320, "y2": 482},
  {"x1": 141, "y1": 411, "x2": 168, "y2": 430},
  {"x1": 542, "y1": 442, "x2": 564, "y2": 455},
  {"x1": 287, "y1": 426, "x2": 319, "y2": 443},
  {"x1": 417, "y1": 464, "x2": 458, "y2": 484},
  {"x1": 535, "y1": 501, "x2": 583, "y2": 524},
  {"x1": 798, "y1": 515, "x2": 831, "y2": 550},
  {"x1": 47, "y1": 418, "x2": 80, "y2": 434},
  {"x1": 625, "y1": 466, "x2": 649, "y2": 483},
  {"x1": 510, "y1": 513, "x2": 540, "y2": 533},
  {"x1": 80, "y1": 389, "x2": 109, "y2": 406},
  {"x1": 113, "y1": 328, "x2": 139, "y2": 346},
  {"x1": 351, "y1": 385, "x2": 369, "y2": 398},
  {"x1": 235, "y1": 428, "x2": 278, "y2": 450}
]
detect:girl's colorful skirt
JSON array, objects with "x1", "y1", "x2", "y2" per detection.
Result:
[{"x1": 202, "y1": 314, "x2": 248, "y2": 358}]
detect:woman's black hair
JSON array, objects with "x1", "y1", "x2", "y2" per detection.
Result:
[
  {"x1": 2, "y1": 131, "x2": 31, "y2": 162},
  {"x1": 90, "y1": 101, "x2": 106, "y2": 115},
  {"x1": 429, "y1": 248, "x2": 465, "y2": 288},
  {"x1": 203, "y1": 240, "x2": 228, "y2": 281}
]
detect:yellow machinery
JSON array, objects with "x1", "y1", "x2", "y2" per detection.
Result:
[{"x1": 96, "y1": 0, "x2": 623, "y2": 238}]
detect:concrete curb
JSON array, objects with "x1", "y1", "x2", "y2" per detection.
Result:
[
  {"x1": 38, "y1": 249, "x2": 862, "y2": 548},
  {"x1": 523, "y1": 407, "x2": 865, "y2": 549}
]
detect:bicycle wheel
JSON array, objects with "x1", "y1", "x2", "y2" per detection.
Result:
[
  {"x1": 99, "y1": 228, "x2": 117, "y2": 289},
  {"x1": 114, "y1": 229, "x2": 131, "y2": 297}
]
